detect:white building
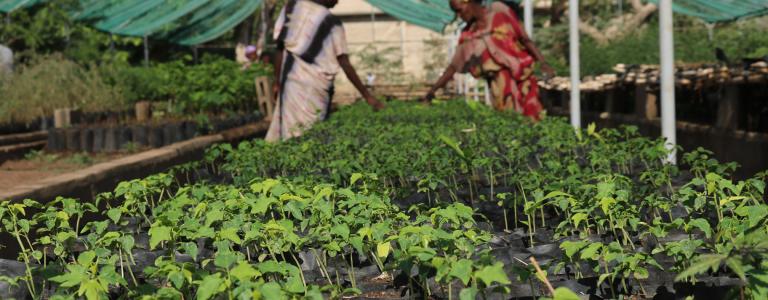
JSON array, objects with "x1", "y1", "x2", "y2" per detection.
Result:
[{"x1": 331, "y1": 0, "x2": 452, "y2": 102}]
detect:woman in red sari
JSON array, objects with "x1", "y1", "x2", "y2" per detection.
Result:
[{"x1": 424, "y1": 0, "x2": 554, "y2": 121}]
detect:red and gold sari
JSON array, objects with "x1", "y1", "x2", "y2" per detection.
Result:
[{"x1": 450, "y1": 2, "x2": 542, "y2": 120}]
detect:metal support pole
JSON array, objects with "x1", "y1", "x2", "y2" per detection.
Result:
[
  {"x1": 568, "y1": 0, "x2": 581, "y2": 129},
  {"x1": 524, "y1": 0, "x2": 534, "y2": 37},
  {"x1": 706, "y1": 23, "x2": 714, "y2": 42},
  {"x1": 473, "y1": 78, "x2": 479, "y2": 102},
  {"x1": 464, "y1": 75, "x2": 470, "y2": 102},
  {"x1": 143, "y1": 36, "x2": 150, "y2": 67},
  {"x1": 659, "y1": 0, "x2": 677, "y2": 164},
  {"x1": 370, "y1": 7, "x2": 376, "y2": 42}
]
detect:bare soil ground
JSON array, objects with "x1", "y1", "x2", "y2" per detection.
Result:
[{"x1": 0, "y1": 151, "x2": 130, "y2": 190}]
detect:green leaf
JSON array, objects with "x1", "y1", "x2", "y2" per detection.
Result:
[
  {"x1": 548, "y1": 287, "x2": 582, "y2": 300},
  {"x1": 597, "y1": 273, "x2": 612, "y2": 287},
  {"x1": 580, "y1": 242, "x2": 603, "y2": 260},
  {"x1": 219, "y1": 227, "x2": 242, "y2": 244},
  {"x1": 474, "y1": 262, "x2": 511, "y2": 286},
  {"x1": 376, "y1": 242, "x2": 391, "y2": 260},
  {"x1": 725, "y1": 258, "x2": 747, "y2": 282},
  {"x1": 260, "y1": 282, "x2": 286, "y2": 299},
  {"x1": 106, "y1": 208, "x2": 121, "y2": 223},
  {"x1": 181, "y1": 242, "x2": 198, "y2": 261},
  {"x1": 77, "y1": 251, "x2": 96, "y2": 266},
  {"x1": 195, "y1": 274, "x2": 223, "y2": 300},
  {"x1": 50, "y1": 265, "x2": 88, "y2": 287},
  {"x1": 78, "y1": 279, "x2": 105, "y2": 300},
  {"x1": 687, "y1": 218, "x2": 712, "y2": 239},
  {"x1": 331, "y1": 224, "x2": 350, "y2": 240},
  {"x1": 560, "y1": 240, "x2": 588, "y2": 259},
  {"x1": 675, "y1": 254, "x2": 726, "y2": 281},
  {"x1": 230, "y1": 262, "x2": 261, "y2": 282},
  {"x1": 459, "y1": 287, "x2": 478, "y2": 300},
  {"x1": 350, "y1": 173, "x2": 364, "y2": 186},
  {"x1": 214, "y1": 251, "x2": 239, "y2": 269},
  {"x1": 149, "y1": 226, "x2": 172, "y2": 250},
  {"x1": 439, "y1": 134, "x2": 466, "y2": 159},
  {"x1": 449, "y1": 259, "x2": 473, "y2": 285}
]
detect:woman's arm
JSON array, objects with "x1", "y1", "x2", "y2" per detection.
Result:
[
  {"x1": 423, "y1": 65, "x2": 457, "y2": 102},
  {"x1": 338, "y1": 54, "x2": 385, "y2": 111},
  {"x1": 518, "y1": 28, "x2": 555, "y2": 77},
  {"x1": 272, "y1": 46, "x2": 284, "y2": 96}
]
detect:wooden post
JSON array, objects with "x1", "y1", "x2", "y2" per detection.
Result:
[
  {"x1": 604, "y1": 89, "x2": 615, "y2": 114},
  {"x1": 54, "y1": 108, "x2": 71, "y2": 129},
  {"x1": 255, "y1": 76, "x2": 275, "y2": 120},
  {"x1": 135, "y1": 101, "x2": 152, "y2": 122},
  {"x1": 716, "y1": 84, "x2": 740, "y2": 129},
  {"x1": 634, "y1": 83, "x2": 658, "y2": 120}
]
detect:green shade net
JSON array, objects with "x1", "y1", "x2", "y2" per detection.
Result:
[
  {"x1": 365, "y1": 0, "x2": 455, "y2": 32},
  {"x1": 646, "y1": 0, "x2": 768, "y2": 23},
  {"x1": 0, "y1": 0, "x2": 43, "y2": 12},
  {"x1": 77, "y1": 0, "x2": 263, "y2": 46}
]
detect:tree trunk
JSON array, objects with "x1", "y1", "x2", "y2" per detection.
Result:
[
  {"x1": 235, "y1": 15, "x2": 255, "y2": 45},
  {"x1": 577, "y1": 0, "x2": 657, "y2": 44}
]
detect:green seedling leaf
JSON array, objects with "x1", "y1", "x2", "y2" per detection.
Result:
[
  {"x1": 376, "y1": 242, "x2": 391, "y2": 260},
  {"x1": 459, "y1": 287, "x2": 478, "y2": 300},
  {"x1": 474, "y1": 262, "x2": 511, "y2": 286},
  {"x1": 149, "y1": 226, "x2": 172, "y2": 250},
  {"x1": 542, "y1": 287, "x2": 582, "y2": 300},
  {"x1": 218, "y1": 227, "x2": 242, "y2": 244},
  {"x1": 196, "y1": 274, "x2": 223, "y2": 300},
  {"x1": 449, "y1": 259, "x2": 473, "y2": 285},
  {"x1": 230, "y1": 261, "x2": 261, "y2": 282},
  {"x1": 350, "y1": 173, "x2": 364, "y2": 186},
  {"x1": 675, "y1": 254, "x2": 727, "y2": 281},
  {"x1": 77, "y1": 251, "x2": 96, "y2": 266},
  {"x1": 260, "y1": 282, "x2": 285, "y2": 299},
  {"x1": 439, "y1": 134, "x2": 466, "y2": 159},
  {"x1": 106, "y1": 208, "x2": 121, "y2": 223},
  {"x1": 687, "y1": 218, "x2": 712, "y2": 239}
]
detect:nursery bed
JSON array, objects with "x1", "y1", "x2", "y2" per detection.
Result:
[{"x1": 0, "y1": 101, "x2": 766, "y2": 300}]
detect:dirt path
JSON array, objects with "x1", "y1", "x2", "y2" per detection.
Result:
[{"x1": 0, "y1": 151, "x2": 129, "y2": 191}]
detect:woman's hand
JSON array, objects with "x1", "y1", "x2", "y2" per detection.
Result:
[
  {"x1": 366, "y1": 95, "x2": 385, "y2": 111},
  {"x1": 272, "y1": 82, "x2": 280, "y2": 99},
  {"x1": 421, "y1": 90, "x2": 436, "y2": 104},
  {"x1": 540, "y1": 62, "x2": 556, "y2": 79}
]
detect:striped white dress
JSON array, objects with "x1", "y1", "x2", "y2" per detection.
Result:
[{"x1": 265, "y1": 0, "x2": 348, "y2": 142}]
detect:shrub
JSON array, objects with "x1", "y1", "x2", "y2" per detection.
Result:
[{"x1": 0, "y1": 54, "x2": 126, "y2": 124}]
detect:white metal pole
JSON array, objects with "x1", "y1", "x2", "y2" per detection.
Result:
[
  {"x1": 568, "y1": 0, "x2": 581, "y2": 129},
  {"x1": 473, "y1": 78, "x2": 479, "y2": 102},
  {"x1": 464, "y1": 75, "x2": 470, "y2": 102},
  {"x1": 659, "y1": 0, "x2": 677, "y2": 164},
  {"x1": 524, "y1": 0, "x2": 534, "y2": 37}
]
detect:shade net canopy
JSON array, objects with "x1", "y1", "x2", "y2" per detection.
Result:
[
  {"x1": 646, "y1": 0, "x2": 767, "y2": 23},
  {"x1": 0, "y1": 0, "x2": 43, "y2": 12},
  {"x1": 365, "y1": 0, "x2": 455, "y2": 32}
]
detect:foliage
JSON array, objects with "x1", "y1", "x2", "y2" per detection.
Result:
[
  {"x1": 0, "y1": 53, "x2": 126, "y2": 124},
  {"x1": 0, "y1": 0, "x2": 139, "y2": 63},
  {"x1": 354, "y1": 44, "x2": 407, "y2": 85},
  {"x1": 1, "y1": 100, "x2": 767, "y2": 299},
  {"x1": 535, "y1": 17, "x2": 768, "y2": 76},
  {"x1": 104, "y1": 55, "x2": 272, "y2": 114}
]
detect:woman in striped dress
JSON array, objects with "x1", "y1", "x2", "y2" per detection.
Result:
[{"x1": 267, "y1": 0, "x2": 385, "y2": 142}]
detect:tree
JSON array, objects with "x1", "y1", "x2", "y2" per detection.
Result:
[{"x1": 578, "y1": 0, "x2": 658, "y2": 44}]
